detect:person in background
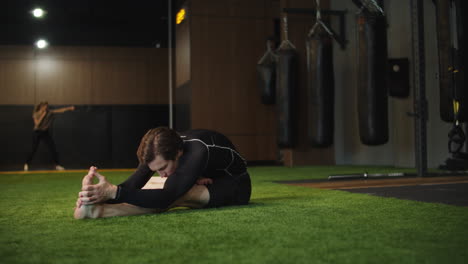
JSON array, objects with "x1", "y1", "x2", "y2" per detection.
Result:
[{"x1": 24, "y1": 101, "x2": 75, "y2": 171}]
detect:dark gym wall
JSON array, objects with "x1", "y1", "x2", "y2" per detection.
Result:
[
  {"x1": 331, "y1": 0, "x2": 451, "y2": 168},
  {"x1": 0, "y1": 46, "x2": 169, "y2": 170},
  {"x1": 175, "y1": 0, "x2": 279, "y2": 161}
]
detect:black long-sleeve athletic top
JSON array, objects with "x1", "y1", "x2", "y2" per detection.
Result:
[{"x1": 112, "y1": 129, "x2": 247, "y2": 209}]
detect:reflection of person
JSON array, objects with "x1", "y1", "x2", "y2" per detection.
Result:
[
  {"x1": 24, "y1": 102, "x2": 75, "y2": 171},
  {"x1": 74, "y1": 127, "x2": 251, "y2": 219}
]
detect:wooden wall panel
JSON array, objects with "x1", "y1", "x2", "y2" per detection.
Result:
[
  {"x1": 0, "y1": 59, "x2": 35, "y2": 104},
  {"x1": 189, "y1": 0, "x2": 278, "y2": 161},
  {"x1": 90, "y1": 47, "x2": 154, "y2": 59},
  {"x1": 0, "y1": 46, "x2": 168, "y2": 105},
  {"x1": 0, "y1": 46, "x2": 34, "y2": 59},
  {"x1": 229, "y1": 135, "x2": 277, "y2": 161},
  {"x1": 266, "y1": 0, "x2": 281, "y2": 18},
  {"x1": 36, "y1": 59, "x2": 92, "y2": 105},
  {"x1": 191, "y1": 16, "x2": 275, "y2": 134},
  {"x1": 92, "y1": 59, "x2": 149, "y2": 104},
  {"x1": 148, "y1": 49, "x2": 169, "y2": 104},
  {"x1": 36, "y1": 46, "x2": 92, "y2": 60},
  {"x1": 191, "y1": 0, "x2": 268, "y2": 17}
]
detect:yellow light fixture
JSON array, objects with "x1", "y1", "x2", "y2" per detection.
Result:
[{"x1": 176, "y1": 9, "x2": 186, "y2": 25}]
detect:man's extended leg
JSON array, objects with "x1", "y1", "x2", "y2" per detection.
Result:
[
  {"x1": 74, "y1": 202, "x2": 161, "y2": 219},
  {"x1": 74, "y1": 175, "x2": 210, "y2": 219}
]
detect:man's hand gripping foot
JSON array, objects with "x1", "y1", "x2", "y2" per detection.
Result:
[{"x1": 74, "y1": 166, "x2": 102, "y2": 219}]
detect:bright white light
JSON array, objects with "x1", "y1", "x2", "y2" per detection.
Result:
[
  {"x1": 32, "y1": 8, "x2": 45, "y2": 18},
  {"x1": 35, "y1": 39, "x2": 48, "y2": 49}
]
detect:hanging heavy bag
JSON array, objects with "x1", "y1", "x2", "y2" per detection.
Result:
[
  {"x1": 434, "y1": 0, "x2": 467, "y2": 122},
  {"x1": 356, "y1": 11, "x2": 389, "y2": 145},
  {"x1": 257, "y1": 44, "x2": 277, "y2": 105},
  {"x1": 276, "y1": 44, "x2": 298, "y2": 148},
  {"x1": 306, "y1": 28, "x2": 335, "y2": 147}
]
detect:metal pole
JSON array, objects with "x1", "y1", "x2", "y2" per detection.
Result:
[
  {"x1": 411, "y1": 0, "x2": 428, "y2": 177},
  {"x1": 168, "y1": 0, "x2": 173, "y2": 129}
]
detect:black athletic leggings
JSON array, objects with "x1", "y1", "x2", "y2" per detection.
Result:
[
  {"x1": 206, "y1": 172, "x2": 252, "y2": 208},
  {"x1": 25, "y1": 130, "x2": 60, "y2": 164}
]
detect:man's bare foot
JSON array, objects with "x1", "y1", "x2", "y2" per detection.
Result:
[
  {"x1": 74, "y1": 166, "x2": 101, "y2": 219},
  {"x1": 74, "y1": 203, "x2": 102, "y2": 219},
  {"x1": 74, "y1": 170, "x2": 103, "y2": 220}
]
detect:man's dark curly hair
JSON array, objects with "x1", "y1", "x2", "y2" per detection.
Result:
[{"x1": 137, "y1": 127, "x2": 183, "y2": 164}]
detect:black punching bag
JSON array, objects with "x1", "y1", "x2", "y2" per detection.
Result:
[
  {"x1": 356, "y1": 8, "x2": 389, "y2": 145},
  {"x1": 434, "y1": 0, "x2": 467, "y2": 122},
  {"x1": 257, "y1": 43, "x2": 277, "y2": 105},
  {"x1": 276, "y1": 43, "x2": 298, "y2": 148},
  {"x1": 306, "y1": 28, "x2": 335, "y2": 147}
]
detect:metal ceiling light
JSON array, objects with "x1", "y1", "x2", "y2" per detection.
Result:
[
  {"x1": 32, "y1": 8, "x2": 46, "y2": 18},
  {"x1": 35, "y1": 39, "x2": 48, "y2": 49}
]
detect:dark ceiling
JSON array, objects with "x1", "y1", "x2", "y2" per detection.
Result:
[{"x1": 1, "y1": 0, "x2": 170, "y2": 47}]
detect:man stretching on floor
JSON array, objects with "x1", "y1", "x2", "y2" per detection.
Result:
[{"x1": 74, "y1": 127, "x2": 251, "y2": 219}]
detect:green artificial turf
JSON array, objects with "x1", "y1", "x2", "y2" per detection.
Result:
[{"x1": 1, "y1": 166, "x2": 467, "y2": 264}]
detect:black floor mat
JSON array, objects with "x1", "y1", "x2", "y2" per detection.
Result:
[{"x1": 339, "y1": 183, "x2": 468, "y2": 207}]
